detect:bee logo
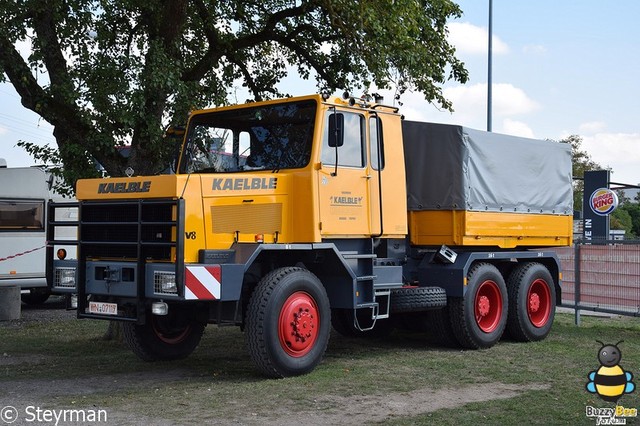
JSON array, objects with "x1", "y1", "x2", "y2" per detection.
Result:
[{"x1": 586, "y1": 340, "x2": 635, "y2": 403}]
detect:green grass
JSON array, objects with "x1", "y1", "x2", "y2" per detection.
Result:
[{"x1": 1, "y1": 312, "x2": 640, "y2": 424}]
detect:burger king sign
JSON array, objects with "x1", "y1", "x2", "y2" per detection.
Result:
[{"x1": 589, "y1": 188, "x2": 619, "y2": 216}]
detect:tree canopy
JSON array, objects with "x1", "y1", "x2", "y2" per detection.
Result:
[
  {"x1": 562, "y1": 134, "x2": 602, "y2": 210},
  {"x1": 0, "y1": 0, "x2": 468, "y2": 189}
]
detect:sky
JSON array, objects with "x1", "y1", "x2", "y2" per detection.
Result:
[{"x1": 1, "y1": 0, "x2": 639, "y2": 185}]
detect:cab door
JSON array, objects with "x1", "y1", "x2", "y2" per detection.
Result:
[
  {"x1": 317, "y1": 110, "x2": 371, "y2": 237},
  {"x1": 366, "y1": 113, "x2": 408, "y2": 237}
]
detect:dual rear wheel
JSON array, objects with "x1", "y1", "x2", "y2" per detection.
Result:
[{"x1": 447, "y1": 262, "x2": 556, "y2": 349}]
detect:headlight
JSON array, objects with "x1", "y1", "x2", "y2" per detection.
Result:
[
  {"x1": 154, "y1": 271, "x2": 177, "y2": 295},
  {"x1": 54, "y1": 267, "x2": 76, "y2": 288}
]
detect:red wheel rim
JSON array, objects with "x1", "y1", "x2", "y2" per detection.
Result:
[
  {"x1": 152, "y1": 317, "x2": 191, "y2": 344},
  {"x1": 474, "y1": 280, "x2": 503, "y2": 333},
  {"x1": 278, "y1": 291, "x2": 320, "y2": 357},
  {"x1": 527, "y1": 278, "x2": 551, "y2": 328}
]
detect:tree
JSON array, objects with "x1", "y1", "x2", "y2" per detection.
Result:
[
  {"x1": 561, "y1": 134, "x2": 603, "y2": 211},
  {"x1": 624, "y1": 203, "x2": 640, "y2": 238},
  {"x1": 616, "y1": 189, "x2": 630, "y2": 206},
  {"x1": 611, "y1": 208, "x2": 634, "y2": 238},
  {"x1": 0, "y1": 0, "x2": 468, "y2": 190}
]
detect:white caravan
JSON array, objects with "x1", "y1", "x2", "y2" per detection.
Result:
[{"x1": 0, "y1": 161, "x2": 76, "y2": 304}]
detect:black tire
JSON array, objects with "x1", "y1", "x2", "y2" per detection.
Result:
[
  {"x1": 506, "y1": 262, "x2": 556, "y2": 342},
  {"x1": 246, "y1": 267, "x2": 331, "y2": 378},
  {"x1": 21, "y1": 288, "x2": 50, "y2": 305},
  {"x1": 450, "y1": 263, "x2": 507, "y2": 349},
  {"x1": 425, "y1": 307, "x2": 460, "y2": 347},
  {"x1": 123, "y1": 310, "x2": 206, "y2": 361},
  {"x1": 390, "y1": 286, "x2": 447, "y2": 313},
  {"x1": 331, "y1": 308, "x2": 393, "y2": 338}
]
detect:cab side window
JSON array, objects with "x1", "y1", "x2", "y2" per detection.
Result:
[
  {"x1": 369, "y1": 116, "x2": 385, "y2": 170},
  {"x1": 321, "y1": 111, "x2": 365, "y2": 167}
]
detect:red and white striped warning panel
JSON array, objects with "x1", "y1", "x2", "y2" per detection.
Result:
[{"x1": 185, "y1": 266, "x2": 221, "y2": 300}]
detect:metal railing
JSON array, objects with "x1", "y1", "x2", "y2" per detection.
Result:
[{"x1": 554, "y1": 238, "x2": 640, "y2": 324}]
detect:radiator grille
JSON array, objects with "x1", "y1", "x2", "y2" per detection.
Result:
[
  {"x1": 80, "y1": 200, "x2": 176, "y2": 260},
  {"x1": 212, "y1": 203, "x2": 282, "y2": 234}
]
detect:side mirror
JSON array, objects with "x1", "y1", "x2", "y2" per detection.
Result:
[{"x1": 328, "y1": 113, "x2": 344, "y2": 148}]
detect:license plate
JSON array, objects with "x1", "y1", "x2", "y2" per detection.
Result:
[{"x1": 88, "y1": 301, "x2": 118, "y2": 316}]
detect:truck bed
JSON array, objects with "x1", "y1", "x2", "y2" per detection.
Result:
[
  {"x1": 402, "y1": 121, "x2": 573, "y2": 248},
  {"x1": 409, "y1": 210, "x2": 572, "y2": 248}
]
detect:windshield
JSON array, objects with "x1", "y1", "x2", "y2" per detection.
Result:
[{"x1": 180, "y1": 100, "x2": 317, "y2": 173}]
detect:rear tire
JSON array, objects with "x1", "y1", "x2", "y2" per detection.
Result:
[
  {"x1": 450, "y1": 263, "x2": 507, "y2": 349},
  {"x1": 506, "y1": 262, "x2": 556, "y2": 342},
  {"x1": 123, "y1": 311, "x2": 205, "y2": 361},
  {"x1": 246, "y1": 267, "x2": 330, "y2": 378}
]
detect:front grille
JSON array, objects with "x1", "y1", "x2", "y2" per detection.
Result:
[
  {"x1": 80, "y1": 200, "x2": 177, "y2": 261},
  {"x1": 82, "y1": 203, "x2": 138, "y2": 222}
]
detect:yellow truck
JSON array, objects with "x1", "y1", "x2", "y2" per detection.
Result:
[{"x1": 47, "y1": 93, "x2": 572, "y2": 377}]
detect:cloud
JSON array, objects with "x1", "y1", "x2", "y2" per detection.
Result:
[
  {"x1": 501, "y1": 119, "x2": 535, "y2": 138},
  {"x1": 579, "y1": 121, "x2": 607, "y2": 135},
  {"x1": 582, "y1": 133, "x2": 640, "y2": 185},
  {"x1": 448, "y1": 22, "x2": 509, "y2": 55},
  {"x1": 372, "y1": 82, "x2": 538, "y2": 136},
  {"x1": 522, "y1": 44, "x2": 547, "y2": 54},
  {"x1": 444, "y1": 82, "x2": 538, "y2": 117}
]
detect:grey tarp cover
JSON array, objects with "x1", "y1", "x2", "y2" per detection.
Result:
[{"x1": 402, "y1": 121, "x2": 573, "y2": 214}]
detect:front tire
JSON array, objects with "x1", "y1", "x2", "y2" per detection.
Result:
[
  {"x1": 123, "y1": 310, "x2": 205, "y2": 361},
  {"x1": 450, "y1": 263, "x2": 507, "y2": 349},
  {"x1": 246, "y1": 267, "x2": 331, "y2": 378},
  {"x1": 506, "y1": 262, "x2": 556, "y2": 342}
]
